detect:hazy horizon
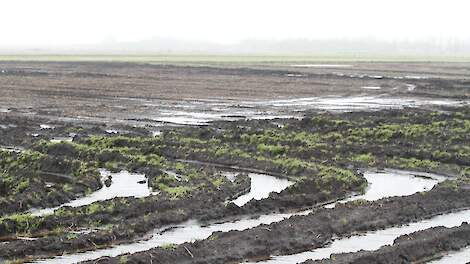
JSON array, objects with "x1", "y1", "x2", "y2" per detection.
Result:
[
  {"x1": 2, "y1": 0, "x2": 470, "y2": 56},
  {"x1": 3, "y1": 37, "x2": 470, "y2": 57}
]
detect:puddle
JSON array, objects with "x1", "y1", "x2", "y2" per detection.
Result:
[
  {"x1": 325, "y1": 169, "x2": 445, "y2": 208},
  {"x1": 405, "y1": 75, "x2": 428, "y2": 79},
  {"x1": 162, "y1": 170, "x2": 182, "y2": 181},
  {"x1": 105, "y1": 129, "x2": 119, "y2": 134},
  {"x1": 0, "y1": 124, "x2": 17, "y2": 129},
  {"x1": 265, "y1": 96, "x2": 467, "y2": 111},
  {"x1": 361, "y1": 86, "x2": 382, "y2": 90},
  {"x1": 39, "y1": 124, "x2": 54, "y2": 130},
  {"x1": 31, "y1": 170, "x2": 153, "y2": 216},
  {"x1": 222, "y1": 171, "x2": 238, "y2": 182},
  {"x1": 155, "y1": 111, "x2": 226, "y2": 125},
  {"x1": 232, "y1": 173, "x2": 294, "y2": 207},
  {"x1": 50, "y1": 137, "x2": 74, "y2": 143},
  {"x1": 291, "y1": 64, "x2": 353, "y2": 68},
  {"x1": 428, "y1": 246, "x2": 470, "y2": 264},
  {"x1": 406, "y1": 84, "x2": 417, "y2": 91},
  {"x1": 34, "y1": 213, "x2": 297, "y2": 264},
  {"x1": 253, "y1": 209, "x2": 470, "y2": 264},
  {"x1": 285, "y1": 73, "x2": 304, "y2": 77},
  {"x1": 33, "y1": 169, "x2": 446, "y2": 263},
  {"x1": 0, "y1": 146, "x2": 24, "y2": 153},
  {"x1": 112, "y1": 95, "x2": 469, "y2": 126}
]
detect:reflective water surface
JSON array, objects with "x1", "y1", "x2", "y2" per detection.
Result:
[
  {"x1": 428, "y1": 246, "x2": 470, "y2": 264},
  {"x1": 31, "y1": 170, "x2": 152, "y2": 216},
  {"x1": 254, "y1": 209, "x2": 470, "y2": 264},
  {"x1": 33, "y1": 169, "x2": 446, "y2": 264},
  {"x1": 232, "y1": 173, "x2": 294, "y2": 206}
]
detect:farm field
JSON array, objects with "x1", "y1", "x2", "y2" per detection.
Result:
[{"x1": 0, "y1": 60, "x2": 470, "y2": 264}]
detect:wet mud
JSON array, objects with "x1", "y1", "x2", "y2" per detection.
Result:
[{"x1": 1, "y1": 61, "x2": 470, "y2": 263}]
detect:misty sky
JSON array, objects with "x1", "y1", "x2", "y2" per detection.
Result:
[{"x1": 1, "y1": 0, "x2": 470, "y2": 47}]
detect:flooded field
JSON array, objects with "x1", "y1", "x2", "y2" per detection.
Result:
[
  {"x1": 429, "y1": 246, "x2": 470, "y2": 263},
  {"x1": 33, "y1": 170, "x2": 445, "y2": 264},
  {"x1": 31, "y1": 170, "x2": 153, "y2": 216},
  {"x1": 1, "y1": 61, "x2": 470, "y2": 264},
  {"x1": 0, "y1": 61, "x2": 469, "y2": 127},
  {"x1": 232, "y1": 173, "x2": 294, "y2": 206},
  {"x1": 255, "y1": 209, "x2": 470, "y2": 264}
]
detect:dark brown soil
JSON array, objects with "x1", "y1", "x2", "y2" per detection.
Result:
[
  {"x1": 80, "y1": 181, "x2": 470, "y2": 264},
  {"x1": 305, "y1": 223, "x2": 470, "y2": 264},
  {"x1": 1, "y1": 61, "x2": 469, "y2": 126},
  {"x1": 1, "y1": 61, "x2": 469, "y2": 263}
]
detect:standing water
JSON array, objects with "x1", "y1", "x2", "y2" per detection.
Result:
[
  {"x1": 251, "y1": 209, "x2": 470, "y2": 264},
  {"x1": 325, "y1": 169, "x2": 446, "y2": 208},
  {"x1": 32, "y1": 169, "x2": 446, "y2": 263},
  {"x1": 428, "y1": 246, "x2": 470, "y2": 264},
  {"x1": 232, "y1": 173, "x2": 294, "y2": 206},
  {"x1": 31, "y1": 170, "x2": 153, "y2": 216}
]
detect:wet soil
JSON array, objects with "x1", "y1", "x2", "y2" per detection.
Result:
[
  {"x1": 31, "y1": 169, "x2": 444, "y2": 264},
  {"x1": 1, "y1": 105, "x2": 468, "y2": 262},
  {"x1": 1, "y1": 61, "x2": 469, "y2": 127},
  {"x1": 1, "y1": 61, "x2": 469, "y2": 263},
  {"x1": 79, "y1": 181, "x2": 470, "y2": 264},
  {"x1": 304, "y1": 223, "x2": 470, "y2": 264}
]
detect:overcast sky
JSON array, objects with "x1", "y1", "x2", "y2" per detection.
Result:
[{"x1": 1, "y1": 0, "x2": 469, "y2": 47}]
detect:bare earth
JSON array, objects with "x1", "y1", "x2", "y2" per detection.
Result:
[{"x1": 1, "y1": 61, "x2": 469, "y2": 126}]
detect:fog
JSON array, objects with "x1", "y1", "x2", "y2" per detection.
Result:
[{"x1": 1, "y1": 0, "x2": 470, "y2": 54}]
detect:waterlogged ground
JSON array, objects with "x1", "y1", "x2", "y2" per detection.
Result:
[
  {"x1": 31, "y1": 170, "x2": 153, "y2": 216},
  {"x1": 429, "y1": 246, "x2": 470, "y2": 263},
  {"x1": 255, "y1": 209, "x2": 470, "y2": 264},
  {"x1": 0, "y1": 61, "x2": 470, "y2": 264},
  {"x1": 33, "y1": 169, "x2": 445, "y2": 264},
  {"x1": 232, "y1": 173, "x2": 294, "y2": 207},
  {"x1": 0, "y1": 61, "x2": 469, "y2": 127}
]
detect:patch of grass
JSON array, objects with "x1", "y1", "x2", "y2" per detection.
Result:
[
  {"x1": 161, "y1": 243, "x2": 177, "y2": 249},
  {"x1": 119, "y1": 256, "x2": 128, "y2": 264},
  {"x1": 352, "y1": 153, "x2": 376, "y2": 165},
  {"x1": 159, "y1": 185, "x2": 192, "y2": 199}
]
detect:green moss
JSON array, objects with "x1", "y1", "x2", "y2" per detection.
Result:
[
  {"x1": 66, "y1": 232, "x2": 78, "y2": 240},
  {"x1": 159, "y1": 185, "x2": 192, "y2": 199},
  {"x1": 119, "y1": 256, "x2": 128, "y2": 264},
  {"x1": 161, "y1": 243, "x2": 177, "y2": 249},
  {"x1": 86, "y1": 203, "x2": 105, "y2": 215},
  {"x1": 352, "y1": 153, "x2": 376, "y2": 165},
  {"x1": 388, "y1": 157, "x2": 439, "y2": 170},
  {"x1": 0, "y1": 213, "x2": 42, "y2": 234},
  {"x1": 257, "y1": 143, "x2": 288, "y2": 156},
  {"x1": 16, "y1": 179, "x2": 30, "y2": 192},
  {"x1": 211, "y1": 178, "x2": 225, "y2": 189}
]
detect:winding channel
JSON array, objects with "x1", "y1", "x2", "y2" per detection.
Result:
[
  {"x1": 251, "y1": 210, "x2": 470, "y2": 264},
  {"x1": 33, "y1": 169, "x2": 448, "y2": 264},
  {"x1": 251, "y1": 171, "x2": 468, "y2": 264},
  {"x1": 31, "y1": 170, "x2": 154, "y2": 216},
  {"x1": 428, "y1": 246, "x2": 470, "y2": 263}
]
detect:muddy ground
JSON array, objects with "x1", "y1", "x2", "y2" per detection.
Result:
[
  {"x1": 305, "y1": 223, "x2": 470, "y2": 264},
  {"x1": 80, "y1": 181, "x2": 470, "y2": 264},
  {"x1": 0, "y1": 61, "x2": 469, "y2": 263},
  {"x1": 1, "y1": 61, "x2": 469, "y2": 126}
]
